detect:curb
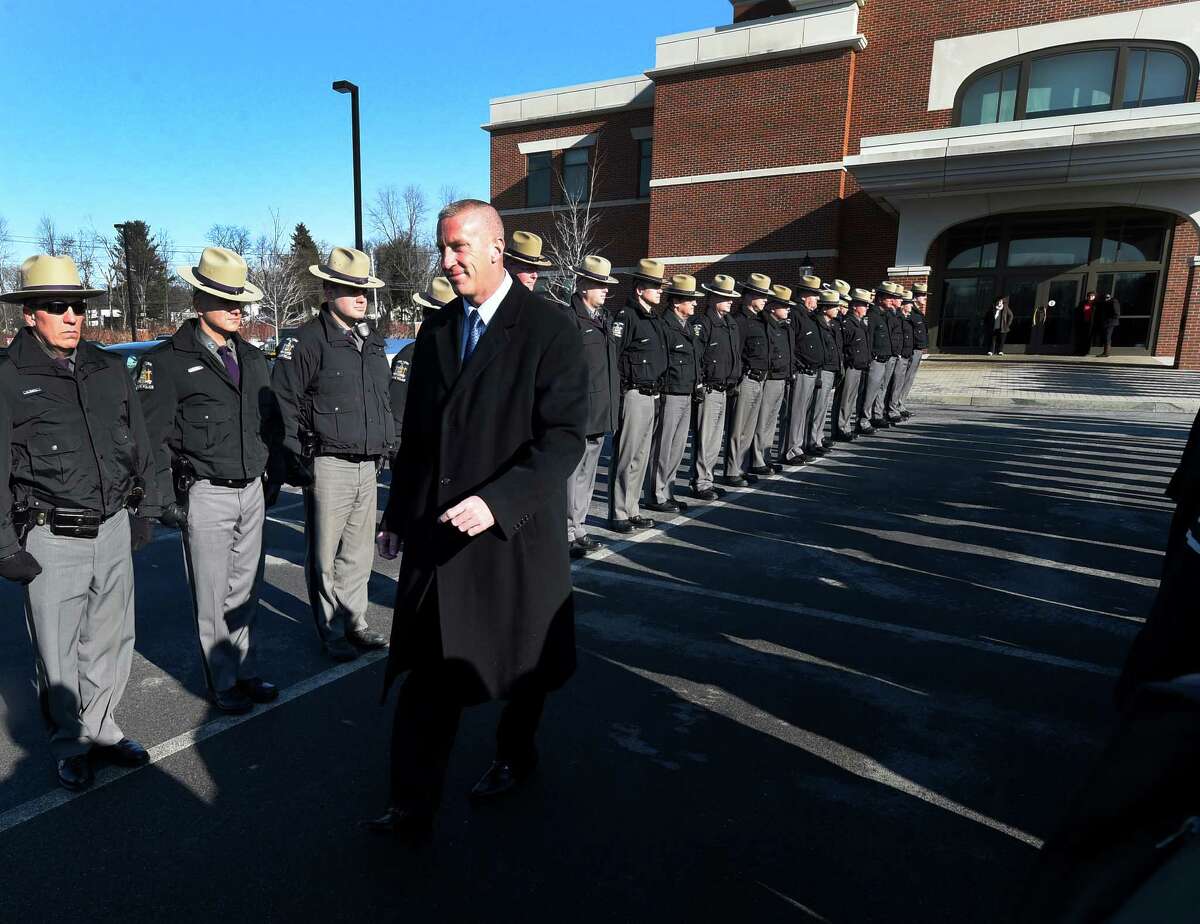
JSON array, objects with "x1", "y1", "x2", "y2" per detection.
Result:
[{"x1": 910, "y1": 394, "x2": 1200, "y2": 413}]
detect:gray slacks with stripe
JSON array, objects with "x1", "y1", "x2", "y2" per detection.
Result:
[
  {"x1": 837, "y1": 367, "x2": 863, "y2": 434},
  {"x1": 784, "y1": 372, "x2": 818, "y2": 458},
  {"x1": 899, "y1": 348, "x2": 924, "y2": 410},
  {"x1": 612, "y1": 390, "x2": 657, "y2": 522},
  {"x1": 887, "y1": 356, "x2": 910, "y2": 419},
  {"x1": 649, "y1": 394, "x2": 693, "y2": 505},
  {"x1": 725, "y1": 378, "x2": 763, "y2": 478},
  {"x1": 184, "y1": 479, "x2": 266, "y2": 694},
  {"x1": 873, "y1": 357, "x2": 898, "y2": 420},
  {"x1": 809, "y1": 370, "x2": 836, "y2": 448},
  {"x1": 568, "y1": 434, "x2": 606, "y2": 541},
  {"x1": 690, "y1": 389, "x2": 728, "y2": 492},
  {"x1": 24, "y1": 511, "x2": 134, "y2": 760},
  {"x1": 305, "y1": 456, "x2": 378, "y2": 643},
  {"x1": 753, "y1": 378, "x2": 787, "y2": 468},
  {"x1": 861, "y1": 358, "x2": 888, "y2": 422}
]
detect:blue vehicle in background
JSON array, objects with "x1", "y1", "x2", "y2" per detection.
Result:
[{"x1": 102, "y1": 339, "x2": 169, "y2": 377}]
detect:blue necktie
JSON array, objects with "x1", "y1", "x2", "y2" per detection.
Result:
[{"x1": 462, "y1": 309, "x2": 485, "y2": 365}]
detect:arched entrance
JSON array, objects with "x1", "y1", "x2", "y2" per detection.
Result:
[{"x1": 931, "y1": 207, "x2": 1173, "y2": 355}]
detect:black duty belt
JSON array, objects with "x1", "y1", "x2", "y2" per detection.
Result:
[
  {"x1": 663, "y1": 390, "x2": 695, "y2": 397},
  {"x1": 16, "y1": 507, "x2": 114, "y2": 539},
  {"x1": 746, "y1": 370, "x2": 768, "y2": 383},
  {"x1": 205, "y1": 477, "x2": 257, "y2": 489},
  {"x1": 705, "y1": 383, "x2": 733, "y2": 392},
  {"x1": 319, "y1": 453, "x2": 379, "y2": 464},
  {"x1": 767, "y1": 373, "x2": 789, "y2": 381},
  {"x1": 625, "y1": 385, "x2": 659, "y2": 397}
]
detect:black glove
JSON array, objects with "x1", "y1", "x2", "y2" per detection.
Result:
[
  {"x1": 0, "y1": 550, "x2": 42, "y2": 584},
  {"x1": 160, "y1": 502, "x2": 189, "y2": 530},
  {"x1": 263, "y1": 478, "x2": 282, "y2": 509},
  {"x1": 284, "y1": 449, "x2": 315, "y2": 488},
  {"x1": 130, "y1": 516, "x2": 155, "y2": 552}
]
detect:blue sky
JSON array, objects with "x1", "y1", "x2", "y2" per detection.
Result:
[{"x1": 0, "y1": 0, "x2": 728, "y2": 263}]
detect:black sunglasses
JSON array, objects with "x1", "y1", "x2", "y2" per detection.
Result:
[{"x1": 33, "y1": 300, "x2": 86, "y2": 315}]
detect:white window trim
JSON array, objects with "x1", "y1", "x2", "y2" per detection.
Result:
[
  {"x1": 517, "y1": 133, "x2": 598, "y2": 155},
  {"x1": 657, "y1": 250, "x2": 838, "y2": 265},
  {"x1": 650, "y1": 161, "x2": 845, "y2": 188}
]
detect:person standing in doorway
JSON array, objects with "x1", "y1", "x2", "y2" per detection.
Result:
[
  {"x1": 987, "y1": 296, "x2": 1013, "y2": 356},
  {"x1": 1075, "y1": 291, "x2": 1098, "y2": 356},
  {"x1": 1098, "y1": 293, "x2": 1122, "y2": 357}
]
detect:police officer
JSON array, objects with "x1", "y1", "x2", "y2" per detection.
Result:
[
  {"x1": 689, "y1": 275, "x2": 741, "y2": 501},
  {"x1": 835, "y1": 289, "x2": 873, "y2": 441},
  {"x1": 565, "y1": 255, "x2": 620, "y2": 557},
  {"x1": 503, "y1": 230, "x2": 553, "y2": 292},
  {"x1": 881, "y1": 288, "x2": 906, "y2": 425},
  {"x1": 0, "y1": 255, "x2": 156, "y2": 790},
  {"x1": 888, "y1": 293, "x2": 916, "y2": 422},
  {"x1": 139, "y1": 247, "x2": 282, "y2": 715},
  {"x1": 646, "y1": 275, "x2": 703, "y2": 513},
  {"x1": 809, "y1": 289, "x2": 843, "y2": 455},
  {"x1": 750, "y1": 284, "x2": 794, "y2": 476},
  {"x1": 723, "y1": 272, "x2": 772, "y2": 486},
  {"x1": 782, "y1": 275, "x2": 824, "y2": 465},
  {"x1": 272, "y1": 247, "x2": 394, "y2": 662},
  {"x1": 609, "y1": 258, "x2": 668, "y2": 533},
  {"x1": 860, "y1": 281, "x2": 901, "y2": 432},
  {"x1": 897, "y1": 282, "x2": 929, "y2": 419},
  {"x1": 391, "y1": 277, "x2": 454, "y2": 440}
]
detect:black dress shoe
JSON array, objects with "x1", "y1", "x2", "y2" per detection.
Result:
[
  {"x1": 324, "y1": 638, "x2": 360, "y2": 662},
  {"x1": 237, "y1": 678, "x2": 279, "y2": 704},
  {"x1": 609, "y1": 518, "x2": 635, "y2": 534},
  {"x1": 856, "y1": 426, "x2": 874, "y2": 436},
  {"x1": 469, "y1": 758, "x2": 537, "y2": 800},
  {"x1": 782, "y1": 453, "x2": 807, "y2": 466},
  {"x1": 749, "y1": 466, "x2": 773, "y2": 476},
  {"x1": 768, "y1": 463, "x2": 782, "y2": 474},
  {"x1": 629, "y1": 515, "x2": 656, "y2": 529},
  {"x1": 692, "y1": 488, "x2": 720, "y2": 501},
  {"x1": 900, "y1": 411, "x2": 912, "y2": 419},
  {"x1": 348, "y1": 628, "x2": 388, "y2": 650},
  {"x1": 57, "y1": 754, "x2": 93, "y2": 791},
  {"x1": 873, "y1": 418, "x2": 891, "y2": 429},
  {"x1": 713, "y1": 487, "x2": 727, "y2": 498},
  {"x1": 887, "y1": 416, "x2": 903, "y2": 426},
  {"x1": 809, "y1": 446, "x2": 828, "y2": 457},
  {"x1": 744, "y1": 473, "x2": 760, "y2": 484},
  {"x1": 643, "y1": 500, "x2": 679, "y2": 513},
  {"x1": 213, "y1": 686, "x2": 254, "y2": 715},
  {"x1": 721, "y1": 475, "x2": 749, "y2": 487},
  {"x1": 96, "y1": 737, "x2": 149, "y2": 767},
  {"x1": 361, "y1": 807, "x2": 434, "y2": 844}
]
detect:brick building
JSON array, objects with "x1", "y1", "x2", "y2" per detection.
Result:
[{"x1": 486, "y1": 0, "x2": 1200, "y2": 366}]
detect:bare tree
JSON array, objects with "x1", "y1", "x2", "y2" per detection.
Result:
[
  {"x1": 542, "y1": 151, "x2": 606, "y2": 305},
  {"x1": 0, "y1": 216, "x2": 19, "y2": 335},
  {"x1": 36, "y1": 215, "x2": 62, "y2": 256},
  {"x1": 438, "y1": 184, "x2": 463, "y2": 209},
  {"x1": 248, "y1": 209, "x2": 309, "y2": 342},
  {"x1": 207, "y1": 223, "x2": 252, "y2": 255},
  {"x1": 370, "y1": 184, "x2": 437, "y2": 326}
]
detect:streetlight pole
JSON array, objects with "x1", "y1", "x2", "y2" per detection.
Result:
[
  {"x1": 332, "y1": 80, "x2": 363, "y2": 250},
  {"x1": 114, "y1": 223, "x2": 138, "y2": 341}
]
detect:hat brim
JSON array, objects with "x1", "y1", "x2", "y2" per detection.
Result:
[
  {"x1": 412, "y1": 292, "x2": 452, "y2": 310},
  {"x1": 1, "y1": 286, "x2": 105, "y2": 304},
  {"x1": 576, "y1": 269, "x2": 619, "y2": 286},
  {"x1": 629, "y1": 273, "x2": 665, "y2": 287},
  {"x1": 741, "y1": 283, "x2": 773, "y2": 297},
  {"x1": 702, "y1": 284, "x2": 741, "y2": 298},
  {"x1": 796, "y1": 285, "x2": 824, "y2": 296},
  {"x1": 177, "y1": 266, "x2": 263, "y2": 303},
  {"x1": 308, "y1": 265, "x2": 385, "y2": 290},
  {"x1": 505, "y1": 250, "x2": 553, "y2": 269},
  {"x1": 664, "y1": 288, "x2": 702, "y2": 299}
]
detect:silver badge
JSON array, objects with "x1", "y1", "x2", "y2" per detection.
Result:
[
  {"x1": 278, "y1": 338, "x2": 299, "y2": 360},
  {"x1": 136, "y1": 361, "x2": 154, "y2": 391}
]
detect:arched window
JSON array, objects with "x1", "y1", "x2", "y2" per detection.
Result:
[{"x1": 954, "y1": 42, "x2": 1196, "y2": 127}]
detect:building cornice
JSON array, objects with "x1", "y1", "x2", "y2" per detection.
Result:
[
  {"x1": 485, "y1": 75, "x2": 654, "y2": 131},
  {"x1": 498, "y1": 198, "x2": 650, "y2": 217},
  {"x1": 651, "y1": 161, "x2": 845, "y2": 188}
]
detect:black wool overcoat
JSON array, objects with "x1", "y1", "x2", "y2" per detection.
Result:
[{"x1": 381, "y1": 276, "x2": 588, "y2": 702}]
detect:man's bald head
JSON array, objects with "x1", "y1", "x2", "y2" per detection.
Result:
[{"x1": 437, "y1": 199, "x2": 508, "y2": 303}]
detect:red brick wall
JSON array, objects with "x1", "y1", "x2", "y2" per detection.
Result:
[
  {"x1": 1160, "y1": 219, "x2": 1200, "y2": 367},
  {"x1": 496, "y1": 202, "x2": 651, "y2": 275}
]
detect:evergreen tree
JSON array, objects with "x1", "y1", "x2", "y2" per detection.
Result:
[{"x1": 290, "y1": 222, "x2": 322, "y2": 313}]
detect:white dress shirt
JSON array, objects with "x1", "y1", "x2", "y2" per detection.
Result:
[{"x1": 460, "y1": 271, "x2": 513, "y2": 359}]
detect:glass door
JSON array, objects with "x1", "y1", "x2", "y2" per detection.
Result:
[{"x1": 1031, "y1": 274, "x2": 1084, "y2": 354}]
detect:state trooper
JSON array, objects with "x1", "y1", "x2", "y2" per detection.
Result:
[
  {"x1": 887, "y1": 292, "x2": 916, "y2": 422},
  {"x1": 808, "y1": 289, "x2": 843, "y2": 455},
  {"x1": 689, "y1": 274, "x2": 741, "y2": 501},
  {"x1": 896, "y1": 282, "x2": 929, "y2": 419},
  {"x1": 723, "y1": 272, "x2": 772, "y2": 486},
  {"x1": 138, "y1": 247, "x2": 283, "y2": 715},
  {"x1": 880, "y1": 287, "x2": 906, "y2": 425},
  {"x1": 565, "y1": 255, "x2": 620, "y2": 558},
  {"x1": 609, "y1": 258, "x2": 668, "y2": 533},
  {"x1": 750, "y1": 284, "x2": 794, "y2": 476},
  {"x1": 503, "y1": 229, "x2": 552, "y2": 292},
  {"x1": 0, "y1": 255, "x2": 156, "y2": 790},
  {"x1": 782, "y1": 275, "x2": 824, "y2": 466},
  {"x1": 391, "y1": 277, "x2": 453, "y2": 440},
  {"x1": 859, "y1": 281, "x2": 901, "y2": 432},
  {"x1": 271, "y1": 247, "x2": 394, "y2": 662},
  {"x1": 834, "y1": 289, "x2": 873, "y2": 441},
  {"x1": 646, "y1": 274, "x2": 703, "y2": 513}
]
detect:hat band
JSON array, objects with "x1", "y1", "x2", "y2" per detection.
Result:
[
  {"x1": 321, "y1": 264, "x2": 369, "y2": 285},
  {"x1": 194, "y1": 269, "x2": 245, "y2": 296},
  {"x1": 23, "y1": 283, "x2": 85, "y2": 291}
]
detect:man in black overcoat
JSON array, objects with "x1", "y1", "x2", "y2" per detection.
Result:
[{"x1": 368, "y1": 200, "x2": 587, "y2": 838}]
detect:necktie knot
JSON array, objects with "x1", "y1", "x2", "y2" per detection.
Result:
[{"x1": 463, "y1": 309, "x2": 485, "y2": 364}]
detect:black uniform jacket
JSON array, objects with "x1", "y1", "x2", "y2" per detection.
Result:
[
  {"x1": 886, "y1": 308, "x2": 905, "y2": 355},
  {"x1": 613, "y1": 296, "x2": 668, "y2": 390},
  {"x1": 842, "y1": 315, "x2": 871, "y2": 370},
  {"x1": 818, "y1": 317, "x2": 841, "y2": 373},
  {"x1": 137, "y1": 321, "x2": 281, "y2": 513},
  {"x1": 0, "y1": 330, "x2": 156, "y2": 555},
  {"x1": 389, "y1": 341, "x2": 417, "y2": 443},
  {"x1": 380, "y1": 278, "x2": 588, "y2": 703},
  {"x1": 658, "y1": 311, "x2": 701, "y2": 394},
  {"x1": 866, "y1": 305, "x2": 893, "y2": 360},
  {"x1": 793, "y1": 308, "x2": 825, "y2": 373},
  {"x1": 736, "y1": 309, "x2": 769, "y2": 375},
  {"x1": 764, "y1": 313, "x2": 792, "y2": 378},
  {"x1": 911, "y1": 310, "x2": 929, "y2": 350},
  {"x1": 696, "y1": 308, "x2": 741, "y2": 386},
  {"x1": 568, "y1": 294, "x2": 620, "y2": 435},
  {"x1": 271, "y1": 308, "x2": 395, "y2": 458},
  {"x1": 900, "y1": 313, "x2": 916, "y2": 358}
]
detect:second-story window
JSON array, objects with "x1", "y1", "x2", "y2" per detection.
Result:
[
  {"x1": 637, "y1": 139, "x2": 653, "y2": 198},
  {"x1": 526, "y1": 152, "x2": 551, "y2": 207},
  {"x1": 563, "y1": 147, "x2": 590, "y2": 203}
]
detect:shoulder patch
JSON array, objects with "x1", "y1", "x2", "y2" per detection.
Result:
[
  {"x1": 692, "y1": 323, "x2": 703, "y2": 337},
  {"x1": 278, "y1": 338, "x2": 299, "y2": 360},
  {"x1": 125, "y1": 355, "x2": 138, "y2": 370},
  {"x1": 135, "y1": 361, "x2": 154, "y2": 391},
  {"x1": 610, "y1": 320, "x2": 625, "y2": 339},
  {"x1": 391, "y1": 360, "x2": 410, "y2": 383}
]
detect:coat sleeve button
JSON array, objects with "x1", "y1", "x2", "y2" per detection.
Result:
[{"x1": 440, "y1": 477, "x2": 451, "y2": 486}]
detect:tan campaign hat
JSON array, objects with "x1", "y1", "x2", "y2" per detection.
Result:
[
  {"x1": 575, "y1": 255, "x2": 619, "y2": 286},
  {"x1": 309, "y1": 246, "x2": 385, "y2": 290},
  {"x1": 413, "y1": 276, "x2": 455, "y2": 311},
  {"x1": 741, "y1": 273, "x2": 773, "y2": 297},
  {"x1": 178, "y1": 247, "x2": 264, "y2": 303},
  {"x1": 849, "y1": 287, "x2": 874, "y2": 306},
  {"x1": 832, "y1": 278, "x2": 851, "y2": 296},
  {"x1": 664, "y1": 274, "x2": 703, "y2": 299},
  {"x1": 819, "y1": 288, "x2": 841, "y2": 309},
  {"x1": 702, "y1": 274, "x2": 741, "y2": 299},
  {"x1": 912, "y1": 282, "x2": 928, "y2": 295},
  {"x1": 796, "y1": 275, "x2": 823, "y2": 296},
  {"x1": 875, "y1": 280, "x2": 905, "y2": 298},
  {"x1": 629, "y1": 258, "x2": 666, "y2": 287},
  {"x1": 769, "y1": 284, "x2": 796, "y2": 307},
  {"x1": 505, "y1": 230, "x2": 553, "y2": 268},
  {"x1": 1, "y1": 254, "x2": 104, "y2": 303}
]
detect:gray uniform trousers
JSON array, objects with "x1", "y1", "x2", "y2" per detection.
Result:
[
  {"x1": 649, "y1": 394, "x2": 693, "y2": 505},
  {"x1": 752, "y1": 378, "x2": 787, "y2": 468},
  {"x1": 725, "y1": 377, "x2": 763, "y2": 477},
  {"x1": 898, "y1": 349, "x2": 924, "y2": 411},
  {"x1": 567, "y1": 434, "x2": 606, "y2": 541},
  {"x1": 305, "y1": 456, "x2": 378, "y2": 643},
  {"x1": 690, "y1": 389, "x2": 728, "y2": 492},
  {"x1": 612, "y1": 389, "x2": 658, "y2": 522},
  {"x1": 24, "y1": 511, "x2": 134, "y2": 760},
  {"x1": 837, "y1": 367, "x2": 863, "y2": 434},
  {"x1": 873, "y1": 357, "x2": 898, "y2": 420},
  {"x1": 784, "y1": 372, "x2": 818, "y2": 458},
  {"x1": 809, "y1": 370, "x2": 836, "y2": 448},
  {"x1": 183, "y1": 479, "x2": 266, "y2": 694},
  {"x1": 886, "y1": 356, "x2": 910, "y2": 419},
  {"x1": 861, "y1": 358, "x2": 889, "y2": 422}
]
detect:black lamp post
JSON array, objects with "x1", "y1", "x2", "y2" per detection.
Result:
[
  {"x1": 332, "y1": 80, "x2": 363, "y2": 250},
  {"x1": 114, "y1": 223, "x2": 137, "y2": 341}
]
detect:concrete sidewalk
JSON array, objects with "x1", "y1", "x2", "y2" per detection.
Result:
[{"x1": 912, "y1": 357, "x2": 1200, "y2": 412}]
